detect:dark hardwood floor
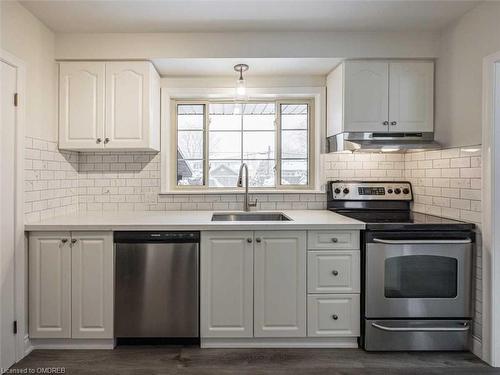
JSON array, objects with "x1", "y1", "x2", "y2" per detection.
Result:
[{"x1": 11, "y1": 347, "x2": 499, "y2": 375}]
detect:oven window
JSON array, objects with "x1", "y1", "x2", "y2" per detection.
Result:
[{"x1": 385, "y1": 255, "x2": 458, "y2": 298}]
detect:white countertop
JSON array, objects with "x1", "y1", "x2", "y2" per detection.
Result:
[{"x1": 25, "y1": 210, "x2": 365, "y2": 231}]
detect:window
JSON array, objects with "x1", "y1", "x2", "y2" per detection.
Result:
[{"x1": 174, "y1": 100, "x2": 312, "y2": 190}]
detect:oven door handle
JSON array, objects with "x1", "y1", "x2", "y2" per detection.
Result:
[
  {"x1": 372, "y1": 238, "x2": 472, "y2": 245},
  {"x1": 371, "y1": 322, "x2": 470, "y2": 332}
]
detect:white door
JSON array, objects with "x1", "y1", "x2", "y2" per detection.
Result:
[
  {"x1": 71, "y1": 232, "x2": 113, "y2": 339},
  {"x1": 200, "y1": 232, "x2": 254, "y2": 338},
  {"x1": 105, "y1": 62, "x2": 151, "y2": 149},
  {"x1": 344, "y1": 61, "x2": 389, "y2": 132},
  {"x1": 389, "y1": 62, "x2": 434, "y2": 132},
  {"x1": 29, "y1": 233, "x2": 71, "y2": 338},
  {"x1": 254, "y1": 231, "x2": 306, "y2": 337},
  {"x1": 1, "y1": 60, "x2": 18, "y2": 370},
  {"x1": 59, "y1": 62, "x2": 105, "y2": 150}
]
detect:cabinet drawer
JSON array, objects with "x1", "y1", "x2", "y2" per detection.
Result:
[
  {"x1": 307, "y1": 231, "x2": 359, "y2": 250},
  {"x1": 307, "y1": 251, "x2": 360, "y2": 293},
  {"x1": 307, "y1": 294, "x2": 360, "y2": 337}
]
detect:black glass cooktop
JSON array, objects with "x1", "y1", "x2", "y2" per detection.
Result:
[{"x1": 332, "y1": 210, "x2": 475, "y2": 231}]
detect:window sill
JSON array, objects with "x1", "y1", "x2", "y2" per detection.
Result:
[{"x1": 159, "y1": 189, "x2": 324, "y2": 195}]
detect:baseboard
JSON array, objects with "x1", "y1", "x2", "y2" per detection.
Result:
[
  {"x1": 30, "y1": 339, "x2": 116, "y2": 350},
  {"x1": 201, "y1": 337, "x2": 359, "y2": 348},
  {"x1": 471, "y1": 335, "x2": 482, "y2": 358},
  {"x1": 23, "y1": 334, "x2": 33, "y2": 356}
]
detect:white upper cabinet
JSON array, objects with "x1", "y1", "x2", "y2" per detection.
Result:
[
  {"x1": 389, "y1": 62, "x2": 434, "y2": 132},
  {"x1": 344, "y1": 61, "x2": 390, "y2": 132},
  {"x1": 59, "y1": 61, "x2": 160, "y2": 152},
  {"x1": 59, "y1": 62, "x2": 105, "y2": 150},
  {"x1": 327, "y1": 60, "x2": 434, "y2": 136}
]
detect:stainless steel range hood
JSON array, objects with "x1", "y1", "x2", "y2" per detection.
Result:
[{"x1": 327, "y1": 132, "x2": 441, "y2": 153}]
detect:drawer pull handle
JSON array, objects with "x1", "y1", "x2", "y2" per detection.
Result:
[
  {"x1": 332, "y1": 315, "x2": 339, "y2": 320},
  {"x1": 331, "y1": 238, "x2": 338, "y2": 243},
  {"x1": 332, "y1": 270, "x2": 339, "y2": 276}
]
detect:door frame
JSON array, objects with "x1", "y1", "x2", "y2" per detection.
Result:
[
  {"x1": 482, "y1": 50, "x2": 500, "y2": 366},
  {"x1": 0, "y1": 49, "x2": 28, "y2": 363}
]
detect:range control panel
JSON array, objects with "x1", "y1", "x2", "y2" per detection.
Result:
[{"x1": 328, "y1": 181, "x2": 413, "y2": 201}]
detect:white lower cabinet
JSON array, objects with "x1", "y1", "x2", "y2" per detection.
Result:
[
  {"x1": 201, "y1": 230, "x2": 307, "y2": 339},
  {"x1": 200, "y1": 232, "x2": 254, "y2": 338},
  {"x1": 71, "y1": 232, "x2": 114, "y2": 339},
  {"x1": 29, "y1": 232, "x2": 72, "y2": 338},
  {"x1": 254, "y1": 231, "x2": 306, "y2": 337},
  {"x1": 307, "y1": 251, "x2": 360, "y2": 294},
  {"x1": 307, "y1": 294, "x2": 360, "y2": 337},
  {"x1": 29, "y1": 231, "x2": 113, "y2": 339}
]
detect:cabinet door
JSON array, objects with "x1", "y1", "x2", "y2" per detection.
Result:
[
  {"x1": 389, "y1": 62, "x2": 434, "y2": 132},
  {"x1": 59, "y1": 62, "x2": 105, "y2": 150},
  {"x1": 29, "y1": 232, "x2": 71, "y2": 338},
  {"x1": 105, "y1": 62, "x2": 152, "y2": 150},
  {"x1": 254, "y1": 231, "x2": 306, "y2": 337},
  {"x1": 344, "y1": 61, "x2": 389, "y2": 132},
  {"x1": 71, "y1": 232, "x2": 113, "y2": 339},
  {"x1": 201, "y1": 232, "x2": 254, "y2": 338}
]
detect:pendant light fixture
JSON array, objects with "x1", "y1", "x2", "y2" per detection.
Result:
[{"x1": 234, "y1": 63, "x2": 249, "y2": 99}]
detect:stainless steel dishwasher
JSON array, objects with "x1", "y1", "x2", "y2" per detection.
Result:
[{"x1": 114, "y1": 231, "x2": 199, "y2": 341}]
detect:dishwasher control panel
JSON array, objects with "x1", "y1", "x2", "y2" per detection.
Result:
[{"x1": 114, "y1": 231, "x2": 200, "y2": 243}]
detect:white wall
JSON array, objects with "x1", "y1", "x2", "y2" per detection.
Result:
[
  {"x1": 55, "y1": 31, "x2": 438, "y2": 60},
  {"x1": 1, "y1": 1, "x2": 58, "y2": 142},
  {"x1": 435, "y1": 1, "x2": 500, "y2": 148}
]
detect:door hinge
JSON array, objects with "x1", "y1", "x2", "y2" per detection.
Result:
[
  {"x1": 14, "y1": 93, "x2": 18, "y2": 107},
  {"x1": 13, "y1": 320, "x2": 17, "y2": 335}
]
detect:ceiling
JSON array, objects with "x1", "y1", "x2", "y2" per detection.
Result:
[
  {"x1": 21, "y1": 0, "x2": 480, "y2": 33},
  {"x1": 153, "y1": 58, "x2": 342, "y2": 76}
]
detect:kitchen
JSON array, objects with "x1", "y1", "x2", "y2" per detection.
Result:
[{"x1": 1, "y1": 0, "x2": 499, "y2": 374}]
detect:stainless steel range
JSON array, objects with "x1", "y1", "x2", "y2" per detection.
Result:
[{"x1": 327, "y1": 181, "x2": 475, "y2": 351}]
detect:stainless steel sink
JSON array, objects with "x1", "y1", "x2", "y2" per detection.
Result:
[{"x1": 211, "y1": 212, "x2": 292, "y2": 222}]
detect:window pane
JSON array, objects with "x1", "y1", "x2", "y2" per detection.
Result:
[
  {"x1": 281, "y1": 104, "x2": 308, "y2": 130},
  {"x1": 177, "y1": 159, "x2": 203, "y2": 186},
  {"x1": 208, "y1": 160, "x2": 241, "y2": 187},
  {"x1": 209, "y1": 131, "x2": 241, "y2": 159},
  {"x1": 209, "y1": 114, "x2": 241, "y2": 131},
  {"x1": 282, "y1": 130, "x2": 308, "y2": 159},
  {"x1": 243, "y1": 132, "x2": 275, "y2": 159},
  {"x1": 243, "y1": 114, "x2": 275, "y2": 131},
  {"x1": 178, "y1": 104, "x2": 204, "y2": 130},
  {"x1": 281, "y1": 160, "x2": 308, "y2": 185},
  {"x1": 385, "y1": 256, "x2": 457, "y2": 298},
  {"x1": 245, "y1": 160, "x2": 275, "y2": 187},
  {"x1": 178, "y1": 131, "x2": 203, "y2": 159}
]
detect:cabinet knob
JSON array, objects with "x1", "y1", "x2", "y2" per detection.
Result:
[
  {"x1": 390, "y1": 121, "x2": 397, "y2": 126},
  {"x1": 383, "y1": 121, "x2": 389, "y2": 126},
  {"x1": 332, "y1": 314, "x2": 339, "y2": 320},
  {"x1": 71, "y1": 239, "x2": 78, "y2": 244},
  {"x1": 332, "y1": 270, "x2": 339, "y2": 276},
  {"x1": 104, "y1": 137, "x2": 110, "y2": 144},
  {"x1": 331, "y1": 238, "x2": 338, "y2": 243},
  {"x1": 97, "y1": 138, "x2": 102, "y2": 143},
  {"x1": 61, "y1": 238, "x2": 68, "y2": 244},
  {"x1": 247, "y1": 238, "x2": 253, "y2": 243},
  {"x1": 256, "y1": 238, "x2": 262, "y2": 243}
]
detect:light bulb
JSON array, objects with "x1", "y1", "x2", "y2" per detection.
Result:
[{"x1": 236, "y1": 78, "x2": 246, "y2": 97}]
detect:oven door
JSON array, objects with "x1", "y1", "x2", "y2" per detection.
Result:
[{"x1": 365, "y1": 231, "x2": 472, "y2": 319}]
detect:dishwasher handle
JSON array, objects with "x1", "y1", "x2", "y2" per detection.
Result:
[{"x1": 114, "y1": 231, "x2": 200, "y2": 243}]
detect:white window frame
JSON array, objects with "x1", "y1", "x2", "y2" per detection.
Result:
[{"x1": 160, "y1": 87, "x2": 325, "y2": 194}]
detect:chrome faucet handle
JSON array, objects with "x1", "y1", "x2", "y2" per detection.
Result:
[{"x1": 248, "y1": 198, "x2": 258, "y2": 207}]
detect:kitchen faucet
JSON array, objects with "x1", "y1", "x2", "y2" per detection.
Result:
[{"x1": 237, "y1": 163, "x2": 258, "y2": 212}]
